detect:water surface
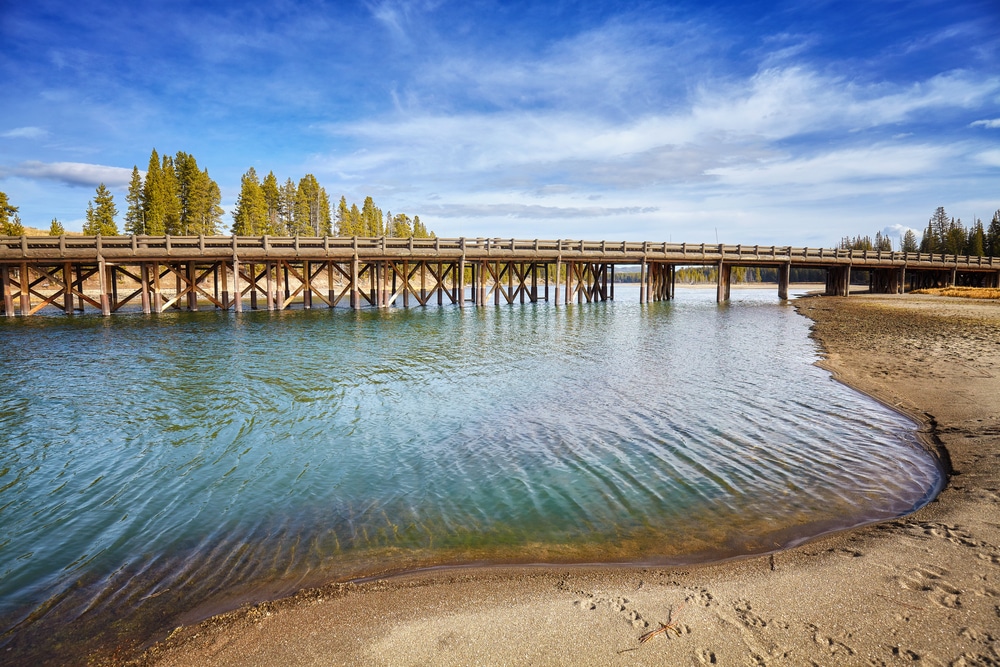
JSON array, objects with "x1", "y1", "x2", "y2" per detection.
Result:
[{"x1": 0, "y1": 287, "x2": 942, "y2": 663}]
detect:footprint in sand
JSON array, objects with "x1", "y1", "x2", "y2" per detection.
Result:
[
  {"x1": 685, "y1": 588, "x2": 716, "y2": 608},
  {"x1": 696, "y1": 648, "x2": 717, "y2": 664},
  {"x1": 734, "y1": 600, "x2": 767, "y2": 628},
  {"x1": 806, "y1": 623, "x2": 856, "y2": 657},
  {"x1": 897, "y1": 565, "x2": 963, "y2": 608},
  {"x1": 572, "y1": 595, "x2": 650, "y2": 629}
]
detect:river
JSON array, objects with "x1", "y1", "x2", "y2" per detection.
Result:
[{"x1": 0, "y1": 286, "x2": 943, "y2": 664}]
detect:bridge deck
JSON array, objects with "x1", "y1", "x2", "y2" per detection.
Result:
[{"x1": 1, "y1": 234, "x2": 998, "y2": 270}]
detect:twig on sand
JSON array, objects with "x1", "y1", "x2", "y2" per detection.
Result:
[{"x1": 638, "y1": 603, "x2": 686, "y2": 644}]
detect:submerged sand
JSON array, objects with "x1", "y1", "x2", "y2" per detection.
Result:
[{"x1": 127, "y1": 294, "x2": 1000, "y2": 666}]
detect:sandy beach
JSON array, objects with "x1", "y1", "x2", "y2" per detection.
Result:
[{"x1": 127, "y1": 294, "x2": 1000, "y2": 667}]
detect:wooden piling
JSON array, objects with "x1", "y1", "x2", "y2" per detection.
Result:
[
  {"x1": 778, "y1": 262, "x2": 790, "y2": 300},
  {"x1": 1, "y1": 265, "x2": 13, "y2": 316},
  {"x1": 140, "y1": 263, "x2": 151, "y2": 313}
]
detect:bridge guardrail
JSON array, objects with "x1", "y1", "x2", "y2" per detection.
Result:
[{"x1": 0, "y1": 235, "x2": 997, "y2": 269}]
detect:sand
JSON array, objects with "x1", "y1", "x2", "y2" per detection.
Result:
[{"x1": 127, "y1": 293, "x2": 1000, "y2": 667}]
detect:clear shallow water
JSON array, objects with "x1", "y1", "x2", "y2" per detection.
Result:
[{"x1": 0, "y1": 287, "x2": 942, "y2": 662}]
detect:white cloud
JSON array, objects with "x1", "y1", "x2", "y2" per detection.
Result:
[
  {"x1": 976, "y1": 149, "x2": 1000, "y2": 167},
  {"x1": 319, "y1": 64, "x2": 999, "y2": 197},
  {"x1": 2, "y1": 126, "x2": 49, "y2": 140},
  {"x1": 705, "y1": 144, "x2": 953, "y2": 189},
  {"x1": 11, "y1": 161, "x2": 135, "y2": 188},
  {"x1": 423, "y1": 203, "x2": 659, "y2": 219},
  {"x1": 881, "y1": 223, "x2": 922, "y2": 241},
  {"x1": 971, "y1": 118, "x2": 1000, "y2": 129}
]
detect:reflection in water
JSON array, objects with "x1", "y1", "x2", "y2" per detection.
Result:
[{"x1": 0, "y1": 287, "x2": 942, "y2": 664}]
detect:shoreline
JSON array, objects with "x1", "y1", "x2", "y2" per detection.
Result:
[{"x1": 128, "y1": 294, "x2": 1000, "y2": 666}]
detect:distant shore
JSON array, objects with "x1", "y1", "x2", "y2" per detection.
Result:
[{"x1": 128, "y1": 293, "x2": 1000, "y2": 667}]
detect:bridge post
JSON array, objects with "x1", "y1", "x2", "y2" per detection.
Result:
[
  {"x1": 302, "y1": 260, "x2": 312, "y2": 309},
  {"x1": 639, "y1": 260, "x2": 646, "y2": 304},
  {"x1": 458, "y1": 248, "x2": 466, "y2": 308},
  {"x1": 19, "y1": 262, "x2": 31, "y2": 315},
  {"x1": 564, "y1": 261, "x2": 572, "y2": 304},
  {"x1": 778, "y1": 262, "x2": 790, "y2": 300},
  {"x1": 186, "y1": 261, "x2": 198, "y2": 311},
  {"x1": 716, "y1": 260, "x2": 731, "y2": 303},
  {"x1": 140, "y1": 263, "x2": 151, "y2": 314},
  {"x1": 950, "y1": 267, "x2": 957, "y2": 287},
  {"x1": 98, "y1": 258, "x2": 111, "y2": 316},
  {"x1": 554, "y1": 259, "x2": 561, "y2": 305},
  {"x1": 265, "y1": 262, "x2": 275, "y2": 311},
  {"x1": 220, "y1": 261, "x2": 230, "y2": 310},
  {"x1": 1, "y1": 265, "x2": 13, "y2": 316},
  {"x1": 60, "y1": 262, "x2": 72, "y2": 315},
  {"x1": 151, "y1": 262, "x2": 162, "y2": 312},
  {"x1": 233, "y1": 257, "x2": 243, "y2": 312},
  {"x1": 350, "y1": 257, "x2": 359, "y2": 310}
]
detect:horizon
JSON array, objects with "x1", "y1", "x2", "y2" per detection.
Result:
[{"x1": 1, "y1": 0, "x2": 998, "y2": 246}]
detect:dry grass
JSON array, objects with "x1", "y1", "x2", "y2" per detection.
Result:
[{"x1": 911, "y1": 286, "x2": 1000, "y2": 300}]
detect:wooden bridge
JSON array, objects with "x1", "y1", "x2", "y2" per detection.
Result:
[{"x1": 1, "y1": 234, "x2": 998, "y2": 316}]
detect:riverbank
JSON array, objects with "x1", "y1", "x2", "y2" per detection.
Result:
[{"x1": 129, "y1": 293, "x2": 1000, "y2": 667}]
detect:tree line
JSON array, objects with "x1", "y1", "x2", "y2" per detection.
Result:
[
  {"x1": 0, "y1": 148, "x2": 433, "y2": 238},
  {"x1": 230, "y1": 167, "x2": 431, "y2": 238},
  {"x1": 843, "y1": 207, "x2": 1000, "y2": 256}
]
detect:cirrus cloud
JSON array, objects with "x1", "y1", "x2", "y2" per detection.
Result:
[
  {"x1": 1, "y1": 126, "x2": 49, "y2": 140},
  {"x1": 10, "y1": 161, "x2": 136, "y2": 188}
]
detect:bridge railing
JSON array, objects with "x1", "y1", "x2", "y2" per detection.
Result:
[{"x1": 1, "y1": 235, "x2": 998, "y2": 269}]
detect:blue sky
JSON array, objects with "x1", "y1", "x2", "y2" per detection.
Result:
[{"x1": 1, "y1": 0, "x2": 998, "y2": 246}]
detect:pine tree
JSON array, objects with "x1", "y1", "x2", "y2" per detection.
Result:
[
  {"x1": 412, "y1": 215, "x2": 432, "y2": 238},
  {"x1": 360, "y1": 196, "x2": 383, "y2": 236},
  {"x1": 968, "y1": 219, "x2": 986, "y2": 256},
  {"x1": 49, "y1": 219, "x2": 64, "y2": 236},
  {"x1": 317, "y1": 187, "x2": 332, "y2": 235},
  {"x1": 336, "y1": 196, "x2": 354, "y2": 235},
  {"x1": 124, "y1": 166, "x2": 144, "y2": 234},
  {"x1": 0, "y1": 191, "x2": 19, "y2": 235},
  {"x1": 83, "y1": 183, "x2": 119, "y2": 235},
  {"x1": 944, "y1": 217, "x2": 967, "y2": 255},
  {"x1": 203, "y1": 178, "x2": 224, "y2": 234},
  {"x1": 987, "y1": 210, "x2": 1000, "y2": 257},
  {"x1": 279, "y1": 178, "x2": 297, "y2": 234},
  {"x1": 391, "y1": 212, "x2": 413, "y2": 238},
  {"x1": 231, "y1": 167, "x2": 268, "y2": 235},
  {"x1": 160, "y1": 154, "x2": 182, "y2": 234},
  {"x1": 293, "y1": 175, "x2": 323, "y2": 235},
  {"x1": 262, "y1": 171, "x2": 281, "y2": 234},
  {"x1": 930, "y1": 207, "x2": 950, "y2": 250},
  {"x1": 173, "y1": 152, "x2": 222, "y2": 235},
  {"x1": 902, "y1": 229, "x2": 919, "y2": 253},
  {"x1": 142, "y1": 149, "x2": 166, "y2": 234},
  {"x1": 919, "y1": 219, "x2": 937, "y2": 253},
  {"x1": 347, "y1": 203, "x2": 367, "y2": 236}
]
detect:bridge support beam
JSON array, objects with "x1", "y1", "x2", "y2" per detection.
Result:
[
  {"x1": 716, "y1": 261, "x2": 731, "y2": 303},
  {"x1": 778, "y1": 262, "x2": 791, "y2": 300},
  {"x1": 825, "y1": 265, "x2": 852, "y2": 297}
]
